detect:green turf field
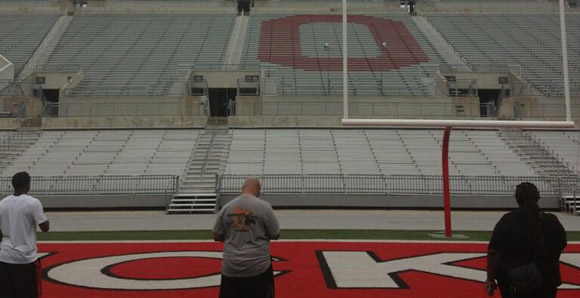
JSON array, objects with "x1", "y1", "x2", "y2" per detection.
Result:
[{"x1": 38, "y1": 230, "x2": 580, "y2": 241}]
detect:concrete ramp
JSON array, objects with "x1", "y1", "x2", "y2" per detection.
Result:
[
  {"x1": 412, "y1": 16, "x2": 471, "y2": 69},
  {"x1": 18, "y1": 15, "x2": 73, "y2": 80},
  {"x1": 223, "y1": 15, "x2": 250, "y2": 69}
]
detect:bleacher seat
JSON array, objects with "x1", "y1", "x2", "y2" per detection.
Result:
[
  {"x1": 428, "y1": 14, "x2": 580, "y2": 97},
  {"x1": 241, "y1": 14, "x2": 443, "y2": 96},
  {"x1": 0, "y1": 13, "x2": 59, "y2": 75},
  {"x1": 43, "y1": 14, "x2": 235, "y2": 96}
]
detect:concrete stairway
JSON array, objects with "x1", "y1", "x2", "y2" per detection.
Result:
[
  {"x1": 412, "y1": 15, "x2": 471, "y2": 69},
  {"x1": 499, "y1": 130, "x2": 576, "y2": 178},
  {"x1": 224, "y1": 14, "x2": 249, "y2": 68},
  {"x1": 18, "y1": 15, "x2": 73, "y2": 80},
  {"x1": 167, "y1": 126, "x2": 232, "y2": 214},
  {"x1": 561, "y1": 195, "x2": 580, "y2": 216},
  {"x1": 0, "y1": 130, "x2": 42, "y2": 174}
]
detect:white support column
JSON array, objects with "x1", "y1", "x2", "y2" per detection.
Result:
[{"x1": 559, "y1": 0, "x2": 572, "y2": 122}]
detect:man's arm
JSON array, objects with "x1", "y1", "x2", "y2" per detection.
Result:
[
  {"x1": 486, "y1": 249, "x2": 501, "y2": 281},
  {"x1": 0, "y1": 229, "x2": 3, "y2": 239},
  {"x1": 485, "y1": 249, "x2": 501, "y2": 296},
  {"x1": 213, "y1": 233, "x2": 225, "y2": 242},
  {"x1": 39, "y1": 220, "x2": 49, "y2": 232},
  {"x1": 264, "y1": 206, "x2": 280, "y2": 240}
]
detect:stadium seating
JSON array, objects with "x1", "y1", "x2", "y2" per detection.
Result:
[
  {"x1": 427, "y1": 14, "x2": 580, "y2": 97},
  {"x1": 530, "y1": 130, "x2": 580, "y2": 175},
  {"x1": 0, "y1": 14, "x2": 59, "y2": 76},
  {"x1": 241, "y1": 14, "x2": 443, "y2": 96},
  {"x1": 225, "y1": 129, "x2": 539, "y2": 177},
  {"x1": 1, "y1": 130, "x2": 199, "y2": 176},
  {"x1": 43, "y1": 14, "x2": 235, "y2": 96}
]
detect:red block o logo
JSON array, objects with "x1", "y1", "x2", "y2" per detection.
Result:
[{"x1": 257, "y1": 15, "x2": 430, "y2": 72}]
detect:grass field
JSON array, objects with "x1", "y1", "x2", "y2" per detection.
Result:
[{"x1": 38, "y1": 230, "x2": 580, "y2": 241}]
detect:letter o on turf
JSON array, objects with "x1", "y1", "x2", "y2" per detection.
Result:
[{"x1": 47, "y1": 251, "x2": 224, "y2": 290}]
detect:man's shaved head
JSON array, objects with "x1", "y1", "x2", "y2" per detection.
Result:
[{"x1": 242, "y1": 178, "x2": 261, "y2": 197}]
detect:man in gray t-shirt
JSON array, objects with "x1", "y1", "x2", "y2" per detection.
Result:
[{"x1": 213, "y1": 178, "x2": 279, "y2": 298}]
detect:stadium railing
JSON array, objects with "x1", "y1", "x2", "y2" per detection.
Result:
[
  {"x1": 0, "y1": 175, "x2": 179, "y2": 196},
  {"x1": 217, "y1": 174, "x2": 571, "y2": 196},
  {"x1": 232, "y1": 101, "x2": 486, "y2": 118}
]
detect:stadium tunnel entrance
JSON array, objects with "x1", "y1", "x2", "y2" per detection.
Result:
[
  {"x1": 478, "y1": 89, "x2": 509, "y2": 117},
  {"x1": 41, "y1": 89, "x2": 60, "y2": 104},
  {"x1": 209, "y1": 88, "x2": 237, "y2": 117},
  {"x1": 440, "y1": 71, "x2": 530, "y2": 118},
  {"x1": 34, "y1": 88, "x2": 60, "y2": 117}
]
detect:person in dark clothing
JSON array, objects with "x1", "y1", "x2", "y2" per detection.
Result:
[
  {"x1": 486, "y1": 182, "x2": 567, "y2": 298},
  {"x1": 408, "y1": 0, "x2": 415, "y2": 13}
]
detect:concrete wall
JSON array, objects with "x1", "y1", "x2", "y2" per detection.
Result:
[
  {"x1": 55, "y1": 96, "x2": 206, "y2": 117},
  {"x1": 218, "y1": 193, "x2": 561, "y2": 209},
  {"x1": 36, "y1": 193, "x2": 559, "y2": 210},
  {"x1": 79, "y1": 0, "x2": 233, "y2": 14},
  {"x1": 234, "y1": 95, "x2": 480, "y2": 120},
  {"x1": 499, "y1": 96, "x2": 580, "y2": 121},
  {"x1": 42, "y1": 115, "x2": 208, "y2": 129},
  {"x1": 31, "y1": 71, "x2": 80, "y2": 90},
  {"x1": 192, "y1": 70, "x2": 261, "y2": 89},
  {"x1": 229, "y1": 115, "x2": 343, "y2": 128},
  {"x1": 38, "y1": 194, "x2": 172, "y2": 209},
  {"x1": 0, "y1": 118, "x2": 21, "y2": 130},
  {"x1": 1, "y1": 97, "x2": 43, "y2": 118}
]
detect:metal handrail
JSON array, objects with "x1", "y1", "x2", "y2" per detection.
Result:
[
  {"x1": 217, "y1": 174, "x2": 565, "y2": 196},
  {"x1": 0, "y1": 175, "x2": 179, "y2": 196}
]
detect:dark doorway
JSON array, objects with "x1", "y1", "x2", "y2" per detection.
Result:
[
  {"x1": 478, "y1": 89, "x2": 510, "y2": 117},
  {"x1": 209, "y1": 88, "x2": 237, "y2": 117},
  {"x1": 42, "y1": 89, "x2": 60, "y2": 103},
  {"x1": 237, "y1": 0, "x2": 252, "y2": 14},
  {"x1": 38, "y1": 89, "x2": 60, "y2": 117}
]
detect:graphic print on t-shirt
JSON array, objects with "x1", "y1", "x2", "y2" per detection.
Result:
[{"x1": 229, "y1": 207, "x2": 256, "y2": 232}]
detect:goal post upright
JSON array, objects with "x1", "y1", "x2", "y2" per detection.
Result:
[
  {"x1": 342, "y1": 119, "x2": 576, "y2": 238},
  {"x1": 339, "y1": 0, "x2": 576, "y2": 238}
]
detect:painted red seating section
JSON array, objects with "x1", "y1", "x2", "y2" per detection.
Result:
[{"x1": 258, "y1": 15, "x2": 430, "y2": 72}]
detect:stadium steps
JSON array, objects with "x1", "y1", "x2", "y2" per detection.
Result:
[
  {"x1": 0, "y1": 130, "x2": 42, "y2": 173},
  {"x1": 168, "y1": 126, "x2": 232, "y2": 214},
  {"x1": 412, "y1": 15, "x2": 470, "y2": 67},
  {"x1": 223, "y1": 14, "x2": 249, "y2": 68},
  {"x1": 561, "y1": 195, "x2": 580, "y2": 216},
  {"x1": 166, "y1": 194, "x2": 217, "y2": 214},
  {"x1": 18, "y1": 15, "x2": 73, "y2": 81},
  {"x1": 499, "y1": 130, "x2": 576, "y2": 178}
]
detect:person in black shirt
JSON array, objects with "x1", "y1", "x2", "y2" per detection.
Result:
[{"x1": 486, "y1": 182, "x2": 567, "y2": 298}]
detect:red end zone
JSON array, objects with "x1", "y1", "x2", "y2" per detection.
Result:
[{"x1": 38, "y1": 241, "x2": 580, "y2": 298}]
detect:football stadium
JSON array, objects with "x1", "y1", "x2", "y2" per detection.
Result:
[{"x1": 0, "y1": 0, "x2": 579, "y2": 297}]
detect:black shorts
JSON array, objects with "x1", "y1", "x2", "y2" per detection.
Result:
[
  {"x1": 0, "y1": 259, "x2": 43, "y2": 298},
  {"x1": 219, "y1": 265, "x2": 275, "y2": 298}
]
